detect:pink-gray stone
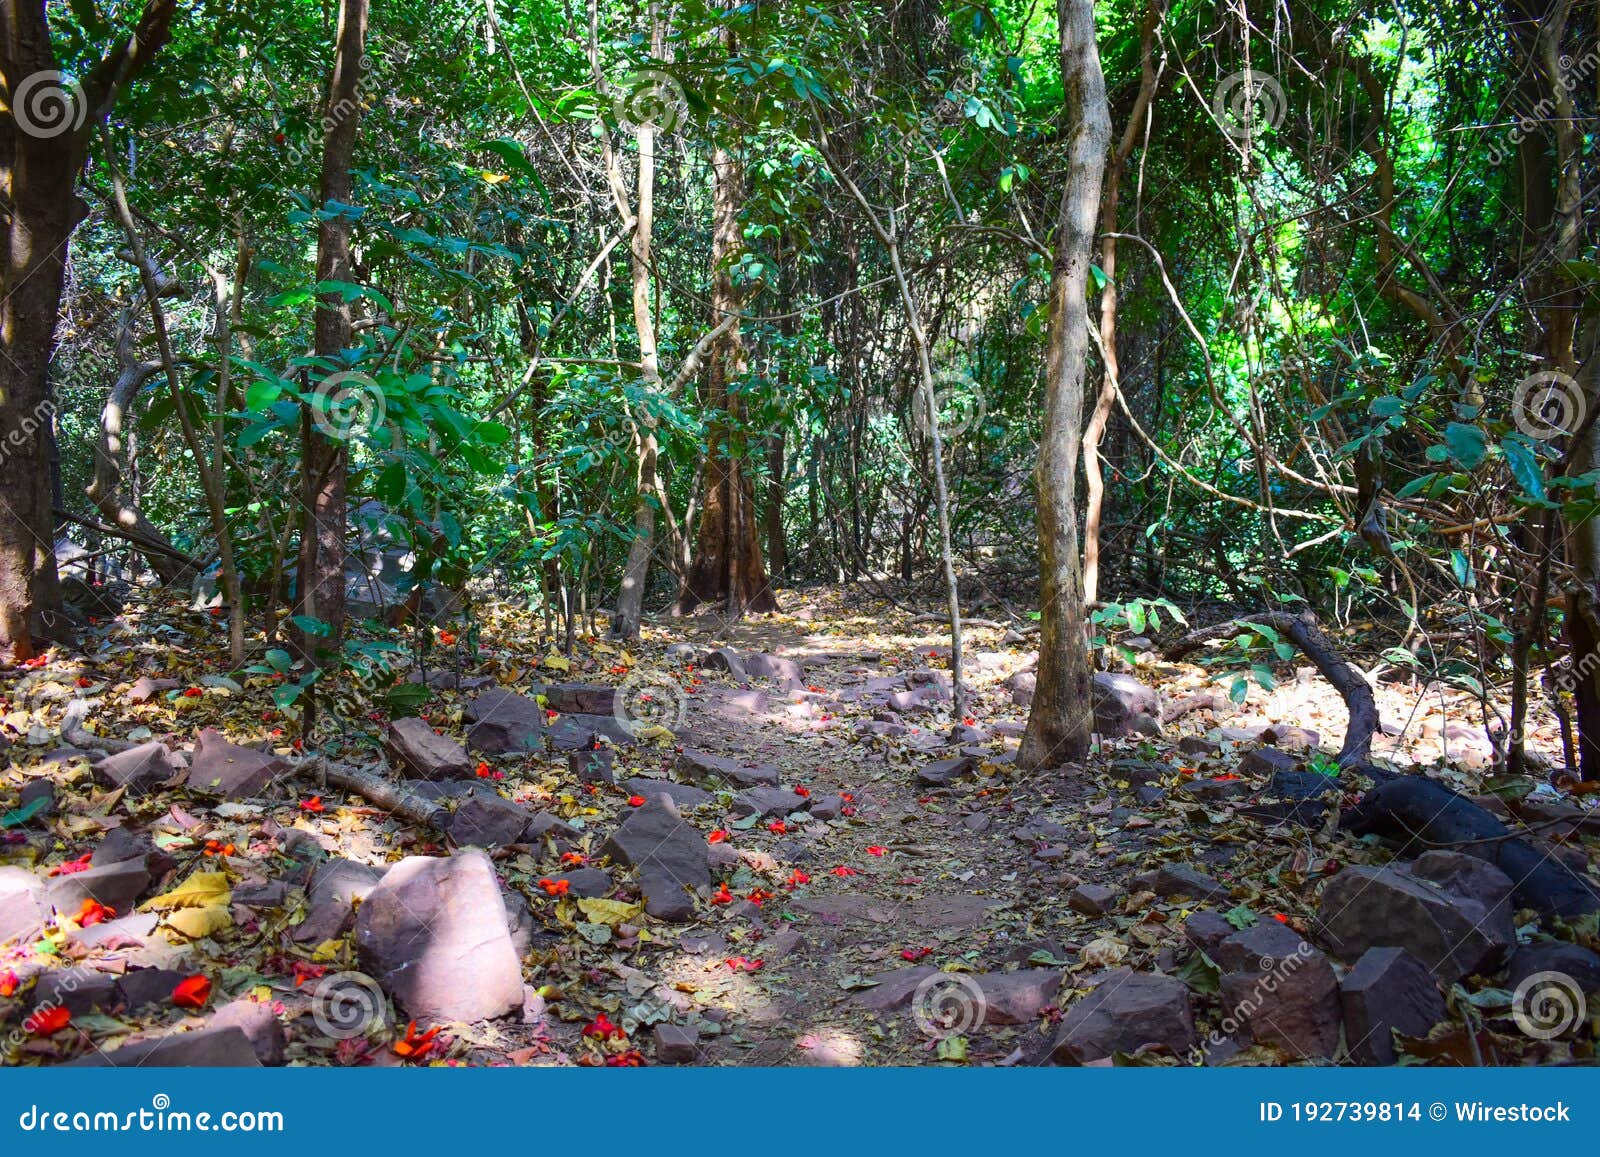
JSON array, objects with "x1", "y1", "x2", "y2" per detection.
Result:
[{"x1": 386, "y1": 716, "x2": 472, "y2": 781}]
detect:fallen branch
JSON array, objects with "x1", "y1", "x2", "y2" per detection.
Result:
[{"x1": 287, "y1": 754, "x2": 446, "y2": 832}]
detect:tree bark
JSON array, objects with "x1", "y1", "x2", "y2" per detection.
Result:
[
  {"x1": 294, "y1": 0, "x2": 369, "y2": 660},
  {"x1": 0, "y1": 0, "x2": 178, "y2": 662},
  {"x1": 1017, "y1": 0, "x2": 1110, "y2": 772}
]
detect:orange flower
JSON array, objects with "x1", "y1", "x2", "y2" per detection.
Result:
[
  {"x1": 171, "y1": 975, "x2": 212, "y2": 1009},
  {"x1": 785, "y1": 870, "x2": 810, "y2": 888},
  {"x1": 475, "y1": 762, "x2": 493, "y2": 778},
  {"x1": 438, "y1": 631, "x2": 457, "y2": 646},
  {"x1": 299, "y1": 796, "x2": 325, "y2": 813},
  {"x1": 0, "y1": 970, "x2": 18, "y2": 998},
  {"x1": 831, "y1": 866, "x2": 859, "y2": 877},
  {"x1": 560, "y1": 852, "x2": 587, "y2": 865},
  {"x1": 724, "y1": 956, "x2": 764, "y2": 972},
  {"x1": 710, "y1": 882, "x2": 733, "y2": 905},
  {"x1": 707, "y1": 829, "x2": 730, "y2": 844},
  {"x1": 537, "y1": 878, "x2": 570, "y2": 897},
  {"x1": 866, "y1": 846, "x2": 886, "y2": 856},
  {"x1": 746, "y1": 888, "x2": 774, "y2": 907},
  {"x1": 767, "y1": 821, "x2": 786, "y2": 834},
  {"x1": 393, "y1": 1020, "x2": 442, "y2": 1060},
  {"x1": 25, "y1": 1005, "x2": 70, "y2": 1036},
  {"x1": 627, "y1": 795, "x2": 646, "y2": 807},
  {"x1": 74, "y1": 898, "x2": 114, "y2": 927}
]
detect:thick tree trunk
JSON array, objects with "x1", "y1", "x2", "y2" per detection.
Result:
[
  {"x1": 1017, "y1": 0, "x2": 1110, "y2": 772},
  {"x1": 294, "y1": 0, "x2": 369, "y2": 658},
  {"x1": 0, "y1": 0, "x2": 178, "y2": 662},
  {"x1": 677, "y1": 145, "x2": 775, "y2": 617}
]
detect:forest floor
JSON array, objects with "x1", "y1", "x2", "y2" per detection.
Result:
[{"x1": 1, "y1": 586, "x2": 1593, "y2": 1067}]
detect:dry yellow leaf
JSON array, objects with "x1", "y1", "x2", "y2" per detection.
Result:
[
  {"x1": 576, "y1": 897, "x2": 642, "y2": 926},
  {"x1": 139, "y1": 871, "x2": 231, "y2": 912}
]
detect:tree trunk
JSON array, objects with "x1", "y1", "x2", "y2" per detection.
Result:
[
  {"x1": 294, "y1": 0, "x2": 369, "y2": 659},
  {"x1": 0, "y1": 0, "x2": 178, "y2": 663},
  {"x1": 1017, "y1": 0, "x2": 1110, "y2": 772},
  {"x1": 677, "y1": 145, "x2": 776, "y2": 617}
]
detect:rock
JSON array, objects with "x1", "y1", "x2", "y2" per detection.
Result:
[
  {"x1": 1068, "y1": 883, "x2": 1119, "y2": 917},
  {"x1": 730, "y1": 785, "x2": 809, "y2": 819},
  {"x1": 601, "y1": 798, "x2": 708, "y2": 922},
  {"x1": 810, "y1": 795, "x2": 846, "y2": 821},
  {"x1": 653, "y1": 1023, "x2": 701, "y2": 1063},
  {"x1": 1176, "y1": 776, "x2": 1251, "y2": 802},
  {"x1": 1052, "y1": 970, "x2": 1196, "y2": 1064},
  {"x1": 233, "y1": 880, "x2": 289, "y2": 910},
  {"x1": 522, "y1": 811, "x2": 581, "y2": 845},
  {"x1": 449, "y1": 790, "x2": 535, "y2": 847},
  {"x1": 116, "y1": 967, "x2": 188, "y2": 1010},
  {"x1": 1092, "y1": 672, "x2": 1162, "y2": 737},
  {"x1": 550, "y1": 868, "x2": 612, "y2": 899},
  {"x1": 355, "y1": 850, "x2": 523, "y2": 1023},
  {"x1": 126, "y1": 676, "x2": 179, "y2": 704},
  {"x1": 546, "y1": 713, "x2": 635, "y2": 750},
  {"x1": 504, "y1": 889, "x2": 534, "y2": 955},
  {"x1": 701, "y1": 648, "x2": 749, "y2": 681},
  {"x1": 292, "y1": 858, "x2": 385, "y2": 945},
  {"x1": 17, "y1": 777, "x2": 55, "y2": 816},
  {"x1": 1264, "y1": 768, "x2": 1337, "y2": 801},
  {"x1": 664, "y1": 642, "x2": 701, "y2": 664},
  {"x1": 1134, "y1": 862, "x2": 1230, "y2": 902},
  {"x1": 186, "y1": 729, "x2": 287, "y2": 797},
  {"x1": 1505, "y1": 941, "x2": 1600, "y2": 994},
  {"x1": 853, "y1": 965, "x2": 938, "y2": 1012},
  {"x1": 1182, "y1": 911, "x2": 1236, "y2": 957},
  {"x1": 1237, "y1": 747, "x2": 1299, "y2": 778},
  {"x1": 1316, "y1": 861, "x2": 1516, "y2": 981},
  {"x1": 1260, "y1": 725, "x2": 1320, "y2": 750},
  {"x1": 386, "y1": 717, "x2": 472, "y2": 781},
  {"x1": 210, "y1": 997, "x2": 286, "y2": 1065},
  {"x1": 1213, "y1": 922, "x2": 1340, "y2": 1060},
  {"x1": 1008, "y1": 671, "x2": 1037, "y2": 707},
  {"x1": 94, "y1": 825, "x2": 177, "y2": 882},
  {"x1": 30, "y1": 967, "x2": 119, "y2": 1014},
  {"x1": 67, "y1": 1025, "x2": 261, "y2": 1067},
  {"x1": 92, "y1": 741, "x2": 177, "y2": 793},
  {"x1": 1340, "y1": 947, "x2": 1446, "y2": 1065},
  {"x1": 1407, "y1": 850, "x2": 1515, "y2": 928},
  {"x1": 744, "y1": 653, "x2": 804, "y2": 689},
  {"x1": 568, "y1": 747, "x2": 615, "y2": 784},
  {"x1": 677, "y1": 748, "x2": 778, "y2": 788},
  {"x1": 917, "y1": 756, "x2": 974, "y2": 787},
  {"x1": 764, "y1": 929, "x2": 806, "y2": 961},
  {"x1": 0, "y1": 867, "x2": 50, "y2": 946},
  {"x1": 975, "y1": 970, "x2": 1064, "y2": 1024},
  {"x1": 538, "y1": 683, "x2": 616, "y2": 715},
  {"x1": 48, "y1": 858, "x2": 150, "y2": 915},
  {"x1": 624, "y1": 777, "x2": 714, "y2": 811},
  {"x1": 465, "y1": 688, "x2": 545, "y2": 755}
]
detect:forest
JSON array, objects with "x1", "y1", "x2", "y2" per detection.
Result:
[{"x1": 0, "y1": 0, "x2": 1598, "y2": 1070}]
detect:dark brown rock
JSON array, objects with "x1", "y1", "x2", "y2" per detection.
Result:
[
  {"x1": 465, "y1": 688, "x2": 545, "y2": 755},
  {"x1": 974, "y1": 969, "x2": 1064, "y2": 1024},
  {"x1": 1068, "y1": 883, "x2": 1119, "y2": 917},
  {"x1": 1052, "y1": 969, "x2": 1196, "y2": 1063},
  {"x1": 292, "y1": 858, "x2": 385, "y2": 945},
  {"x1": 92, "y1": 741, "x2": 177, "y2": 793},
  {"x1": 1340, "y1": 947, "x2": 1445, "y2": 1065},
  {"x1": 186, "y1": 729, "x2": 287, "y2": 797},
  {"x1": 386, "y1": 717, "x2": 472, "y2": 781},
  {"x1": 653, "y1": 1022, "x2": 701, "y2": 1063},
  {"x1": 601, "y1": 797, "x2": 708, "y2": 922},
  {"x1": 1135, "y1": 862, "x2": 1230, "y2": 902},
  {"x1": 448, "y1": 790, "x2": 535, "y2": 847},
  {"x1": 67, "y1": 1025, "x2": 260, "y2": 1067},
  {"x1": 1214, "y1": 922, "x2": 1340, "y2": 1060}
]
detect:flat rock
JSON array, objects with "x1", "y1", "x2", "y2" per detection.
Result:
[
  {"x1": 601, "y1": 797, "x2": 708, "y2": 922},
  {"x1": 974, "y1": 969, "x2": 1064, "y2": 1024},
  {"x1": 116, "y1": 967, "x2": 189, "y2": 1010},
  {"x1": 1134, "y1": 862, "x2": 1230, "y2": 902},
  {"x1": 1052, "y1": 969, "x2": 1196, "y2": 1064},
  {"x1": 68, "y1": 1025, "x2": 260, "y2": 1067},
  {"x1": 1340, "y1": 947, "x2": 1446, "y2": 1065},
  {"x1": 625, "y1": 776, "x2": 714, "y2": 811},
  {"x1": 48, "y1": 857, "x2": 151, "y2": 915},
  {"x1": 731, "y1": 785, "x2": 810, "y2": 819},
  {"x1": 549, "y1": 867, "x2": 612, "y2": 899},
  {"x1": 0, "y1": 866, "x2": 50, "y2": 946},
  {"x1": 701, "y1": 647, "x2": 749, "y2": 681},
  {"x1": 210, "y1": 997, "x2": 286, "y2": 1065},
  {"x1": 1068, "y1": 883, "x2": 1119, "y2": 917},
  {"x1": 677, "y1": 748, "x2": 778, "y2": 788},
  {"x1": 853, "y1": 965, "x2": 937, "y2": 1012},
  {"x1": 654, "y1": 1022, "x2": 701, "y2": 1063},
  {"x1": 354, "y1": 850, "x2": 523, "y2": 1023},
  {"x1": 743, "y1": 652, "x2": 804, "y2": 689},
  {"x1": 386, "y1": 717, "x2": 473, "y2": 781},
  {"x1": 465, "y1": 688, "x2": 545, "y2": 755},
  {"x1": 1182, "y1": 910, "x2": 1236, "y2": 957},
  {"x1": 449, "y1": 790, "x2": 535, "y2": 847},
  {"x1": 917, "y1": 756, "x2": 975, "y2": 787},
  {"x1": 126, "y1": 676, "x2": 179, "y2": 704},
  {"x1": 31, "y1": 967, "x2": 119, "y2": 1014},
  {"x1": 546, "y1": 713, "x2": 635, "y2": 750},
  {"x1": 93, "y1": 741, "x2": 177, "y2": 793},
  {"x1": 568, "y1": 747, "x2": 615, "y2": 783},
  {"x1": 186, "y1": 729, "x2": 287, "y2": 797},
  {"x1": 1505, "y1": 940, "x2": 1600, "y2": 993},
  {"x1": 538, "y1": 683, "x2": 616, "y2": 715},
  {"x1": 1092, "y1": 672, "x2": 1163, "y2": 737}
]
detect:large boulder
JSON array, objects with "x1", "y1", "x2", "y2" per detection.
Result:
[
  {"x1": 1339, "y1": 947, "x2": 1446, "y2": 1065},
  {"x1": 386, "y1": 717, "x2": 472, "y2": 781},
  {"x1": 1092, "y1": 672, "x2": 1162, "y2": 737},
  {"x1": 1316, "y1": 857, "x2": 1516, "y2": 981},
  {"x1": 354, "y1": 850, "x2": 523, "y2": 1023},
  {"x1": 1052, "y1": 970, "x2": 1196, "y2": 1064},
  {"x1": 601, "y1": 797, "x2": 708, "y2": 922},
  {"x1": 186, "y1": 729, "x2": 287, "y2": 798},
  {"x1": 465, "y1": 688, "x2": 545, "y2": 755},
  {"x1": 1213, "y1": 922, "x2": 1341, "y2": 1060}
]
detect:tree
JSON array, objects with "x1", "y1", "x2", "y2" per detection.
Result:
[
  {"x1": 0, "y1": 0, "x2": 178, "y2": 663},
  {"x1": 1017, "y1": 0, "x2": 1110, "y2": 772}
]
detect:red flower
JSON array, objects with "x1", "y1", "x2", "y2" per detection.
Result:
[
  {"x1": 47, "y1": 852, "x2": 93, "y2": 877},
  {"x1": 866, "y1": 846, "x2": 886, "y2": 856},
  {"x1": 171, "y1": 975, "x2": 212, "y2": 1009},
  {"x1": 537, "y1": 878, "x2": 571, "y2": 897},
  {"x1": 768, "y1": 820, "x2": 786, "y2": 834},
  {"x1": 746, "y1": 888, "x2": 774, "y2": 907},
  {"x1": 628, "y1": 795, "x2": 646, "y2": 807},
  {"x1": 560, "y1": 852, "x2": 587, "y2": 866},
  {"x1": 292, "y1": 962, "x2": 327, "y2": 988},
  {"x1": 710, "y1": 882, "x2": 733, "y2": 905},
  {"x1": 841, "y1": 806, "x2": 857, "y2": 817},
  {"x1": 393, "y1": 1020, "x2": 442, "y2": 1060},
  {"x1": 475, "y1": 762, "x2": 493, "y2": 779},
  {"x1": 963, "y1": 716, "x2": 976, "y2": 726},
  {"x1": 438, "y1": 631, "x2": 457, "y2": 646},
  {"x1": 831, "y1": 866, "x2": 858, "y2": 877},
  {"x1": 184, "y1": 686, "x2": 204, "y2": 698},
  {"x1": 583, "y1": 1013, "x2": 626, "y2": 1041},
  {"x1": 785, "y1": 870, "x2": 810, "y2": 888},
  {"x1": 724, "y1": 956, "x2": 764, "y2": 972},
  {"x1": 708, "y1": 829, "x2": 730, "y2": 844},
  {"x1": 840, "y1": 793, "x2": 854, "y2": 802},
  {"x1": 74, "y1": 676, "x2": 93, "y2": 688},
  {"x1": 0, "y1": 970, "x2": 18, "y2": 998},
  {"x1": 74, "y1": 899, "x2": 114, "y2": 927},
  {"x1": 901, "y1": 946, "x2": 932, "y2": 961},
  {"x1": 1272, "y1": 912, "x2": 1289, "y2": 923},
  {"x1": 793, "y1": 785, "x2": 810, "y2": 798},
  {"x1": 299, "y1": 796, "x2": 325, "y2": 813},
  {"x1": 1215, "y1": 772, "x2": 1241, "y2": 782},
  {"x1": 25, "y1": 1005, "x2": 70, "y2": 1036}
]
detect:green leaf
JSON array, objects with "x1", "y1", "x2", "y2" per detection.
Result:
[
  {"x1": 245, "y1": 380, "x2": 284, "y2": 410},
  {"x1": 1224, "y1": 904, "x2": 1259, "y2": 930},
  {"x1": 290, "y1": 615, "x2": 332, "y2": 638},
  {"x1": 1500, "y1": 436, "x2": 1547, "y2": 502},
  {"x1": 0, "y1": 794, "x2": 50, "y2": 829},
  {"x1": 1443, "y1": 422, "x2": 1488, "y2": 469}
]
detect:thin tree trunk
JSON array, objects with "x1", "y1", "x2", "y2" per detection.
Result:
[
  {"x1": 1017, "y1": 0, "x2": 1110, "y2": 772},
  {"x1": 294, "y1": 0, "x2": 369, "y2": 664}
]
